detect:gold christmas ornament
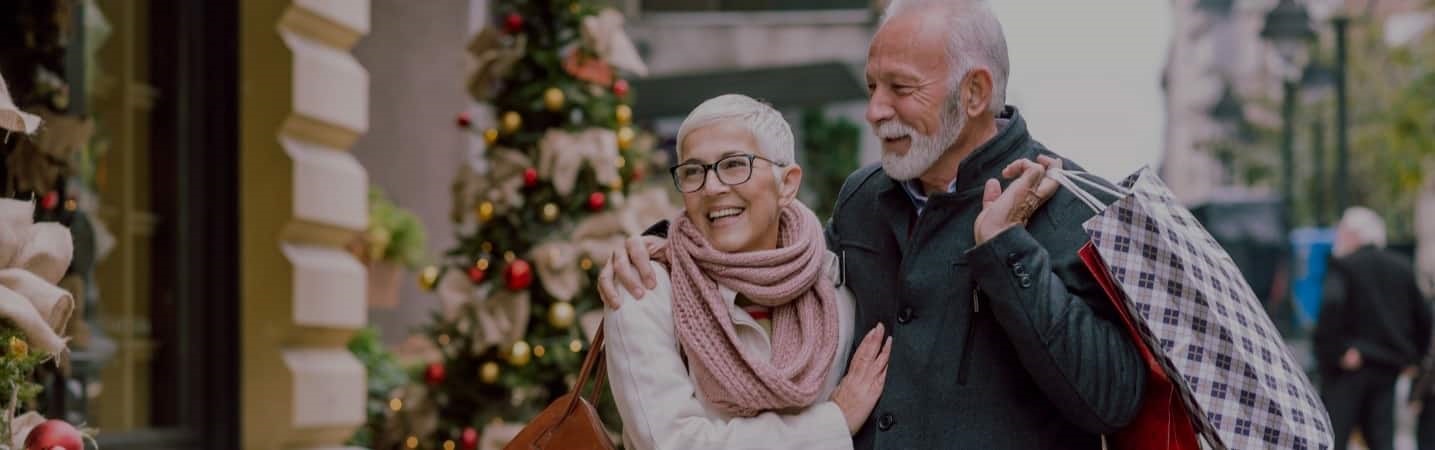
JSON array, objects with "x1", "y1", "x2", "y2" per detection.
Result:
[
  {"x1": 443, "y1": 441, "x2": 456, "y2": 450},
  {"x1": 501, "y1": 111, "x2": 522, "y2": 133},
  {"x1": 389, "y1": 397, "x2": 403, "y2": 412},
  {"x1": 418, "y1": 266, "x2": 441, "y2": 291},
  {"x1": 570, "y1": 2, "x2": 581, "y2": 13},
  {"x1": 543, "y1": 87, "x2": 565, "y2": 111},
  {"x1": 616, "y1": 156, "x2": 626, "y2": 169},
  {"x1": 548, "y1": 302, "x2": 576, "y2": 328},
  {"x1": 483, "y1": 128, "x2": 500, "y2": 144},
  {"x1": 64, "y1": 198, "x2": 77, "y2": 212},
  {"x1": 580, "y1": 257, "x2": 593, "y2": 271},
  {"x1": 406, "y1": 436, "x2": 419, "y2": 449},
  {"x1": 480, "y1": 361, "x2": 501, "y2": 384},
  {"x1": 509, "y1": 340, "x2": 532, "y2": 366},
  {"x1": 615, "y1": 104, "x2": 632, "y2": 125},
  {"x1": 617, "y1": 126, "x2": 636, "y2": 149},
  {"x1": 476, "y1": 258, "x2": 491, "y2": 271},
  {"x1": 569, "y1": 339, "x2": 583, "y2": 353},
  {"x1": 477, "y1": 201, "x2": 496, "y2": 222},
  {"x1": 438, "y1": 334, "x2": 451, "y2": 346},
  {"x1": 542, "y1": 202, "x2": 559, "y2": 222},
  {"x1": 504, "y1": 251, "x2": 517, "y2": 263},
  {"x1": 7, "y1": 337, "x2": 26, "y2": 357},
  {"x1": 534, "y1": 345, "x2": 547, "y2": 358},
  {"x1": 610, "y1": 177, "x2": 623, "y2": 191},
  {"x1": 481, "y1": 241, "x2": 494, "y2": 253}
]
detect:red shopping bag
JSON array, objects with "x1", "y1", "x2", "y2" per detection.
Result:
[{"x1": 1079, "y1": 242, "x2": 1201, "y2": 450}]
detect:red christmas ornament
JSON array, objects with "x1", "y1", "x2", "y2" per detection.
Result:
[
  {"x1": 612, "y1": 79, "x2": 630, "y2": 97},
  {"x1": 587, "y1": 192, "x2": 606, "y2": 211},
  {"x1": 631, "y1": 165, "x2": 646, "y2": 182},
  {"x1": 522, "y1": 167, "x2": 539, "y2": 188},
  {"x1": 23, "y1": 420, "x2": 83, "y2": 450},
  {"x1": 456, "y1": 111, "x2": 472, "y2": 128},
  {"x1": 461, "y1": 427, "x2": 480, "y2": 450},
  {"x1": 505, "y1": 259, "x2": 533, "y2": 291},
  {"x1": 40, "y1": 191, "x2": 59, "y2": 210},
  {"x1": 424, "y1": 362, "x2": 446, "y2": 385},
  {"x1": 467, "y1": 266, "x2": 486, "y2": 284},
  {"x1": 503, "y1": 13, "x2": 524, "y2": 33}
]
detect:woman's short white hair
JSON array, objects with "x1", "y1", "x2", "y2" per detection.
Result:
[
  {"x1": 882, "y1": 0, "x2": 1009, "y2": 114},
  {"x1": 1339, "y1": 206, "x2": 1388, "y2": 248},
  {"x1": 676, "y1": 95, "x2": 795, "y2": 179}
]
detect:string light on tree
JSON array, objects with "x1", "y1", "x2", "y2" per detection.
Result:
[
  {"x1": 418, "y1": 266, "x2": 441, "y2": 291},
  {"x1": 477, "y1": 201, "x2": 495, "y2": 222},
  {"x1": 479, "y1": 361, "x2": 501, "y2": 384},
  {"x1": 569, "y1": 339, "x2": 583, "y2": 353},
  {"x1": 548, "y1": 301, "x2": 575, "y2": 328},
  {"x1": 617, "y1": 126, "x2": 635, "y2": 149},
  {"x1": 509, "y1": 340, "x2": 532, "y2": 366},
  {"x1": 541, "y1": 203, "x2": 559, "y2": 222},
  {"x1": 580, "y1": 257, "x2": 593, "y2": 271},
  {"x1": 534, "y1": 345, "x2": 546, "y2": 358}
]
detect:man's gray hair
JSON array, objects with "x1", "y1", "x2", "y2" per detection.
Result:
[
  {"x1": 1339, "y1": 206, "x2": 1388, "y2": 249},
  {"x1": 882, "y1": 0, "x2": 1010, "y2": 114},
  {"x1": 676, "y1": 95, "x2": 795, "y2": 179}
]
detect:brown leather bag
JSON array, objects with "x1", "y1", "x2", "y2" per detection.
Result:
[{"x1": 503, "y1": 323, "x2": 615, "y2": 450}]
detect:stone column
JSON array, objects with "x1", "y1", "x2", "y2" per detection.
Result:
[{"x1": 240, "y1": 1, "x2": 371, "y2": 448}]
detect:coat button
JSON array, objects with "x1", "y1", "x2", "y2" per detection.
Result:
[
  {"x1": 877, "y1": 413, "x2": 896, "y2": 431},
  {"x1": 1012, "y1": 262, "x2": 1028, "y2": 277},
  {"x1": 897, "y1": 307, "x2": 914, "y2": 324},
  {"x1": 1019, "y1": 275, "x2": 1033, "y2": 288}
]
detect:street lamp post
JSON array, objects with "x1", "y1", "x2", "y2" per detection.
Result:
[
  {"x1": 1333, "y1": 17, "x2": 1351, "y2": 212},
  {"x1": 1261, "y1": 0, "x2": 1316, "y2": 232}
]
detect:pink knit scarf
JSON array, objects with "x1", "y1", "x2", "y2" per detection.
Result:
[{"x1": 654, "y1": 202, "x2": 840, "y2": 417}]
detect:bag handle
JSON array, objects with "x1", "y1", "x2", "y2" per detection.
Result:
[
  {"x1": 1047, "y1": 168, "x2": 1128, "y2": 214},
  {"x1": 563, "y1": 321, "x2": 607, "y2": 416}
]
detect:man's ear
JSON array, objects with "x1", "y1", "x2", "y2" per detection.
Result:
[
  {"x1": 962, "y1": 67, "x2": 994, "y2": 118},
  {"x1": 778, "y1": 164, "x2": 804, "y2": 207}
]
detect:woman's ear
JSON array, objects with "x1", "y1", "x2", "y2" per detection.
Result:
[{"x1": 778, "y1": 164, "x2": 803, "y2": 207}]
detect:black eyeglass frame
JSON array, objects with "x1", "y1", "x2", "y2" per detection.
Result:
[{"x1": 667, "y1": 153, "x2": 788, "y2": 193}]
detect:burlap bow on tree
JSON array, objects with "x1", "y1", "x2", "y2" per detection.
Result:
[
  {"x1": 581, "y1": 9, "x2": 648, "y2": 77},
  {"x1": 0, "y1": 199, "x2": 75, "y2": 360},
  {"x1": 435, "y1": 269, "x2": 529, "y2": 356},
  {"x1": 467, "y1": 27, "x2": 527, "y2": 102},
  {"x1": 451, "y1": 147, "x2": 532, "y2": 223},
  {"x1": 537, "y1": 128, "x2": 620, "y2": 197}
]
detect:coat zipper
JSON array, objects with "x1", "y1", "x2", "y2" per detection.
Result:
[{"x1": 958, "y1": 289, "x2": 981, "y2": 385}]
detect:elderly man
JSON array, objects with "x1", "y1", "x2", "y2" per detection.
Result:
[
  {"x1": 600, "y1": 0, "x2": 1146, "y2": 447},
  {"x1": 1313, "y1": 206, "x2": 1431, "y2": 450}
]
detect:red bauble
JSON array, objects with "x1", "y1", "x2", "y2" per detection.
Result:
[
  {"x1": 522, "y1": 167, "x2": 539, "y2": 188},
  {"x1": 24, "y1": 420, "x2": 83, "y2": 450},
  {"x1": 503, "y1": 13, "x2": 524, "y2": 33},
  {"x1": 467, "y1": 266, "x2": 486, "y2": 284},
  {"x1": 461, "y1": 427, "x2": 480, "y2": 450},
  {"x1": 612, "y1": 79, "x2": 630, "y2": 97},
  {"x1": 424, "y1": 362, "x2": 446, "y2": 385},
  {"x1": 587, "y1": 192, "x2": 606, "y2": 211},
  {"x1": 456, "y1": 111, "x2": 472, "y2": 128},
  {"x1": 631, "y1": 165, "x2": 646, "y2": 182},
  {"x1": 40, "y1": 191, "x2": 59, "y2": 210},
  {"x1": 505, "y1": 259, "x2": 533, "y2": 291}
]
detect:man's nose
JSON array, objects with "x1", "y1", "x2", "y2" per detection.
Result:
[{"x1": 866, "y1": 90, "x2": 894, "y2": 125}]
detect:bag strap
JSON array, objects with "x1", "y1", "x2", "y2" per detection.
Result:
[
  {"x1": 563, "y1": 320, "x2": 606, "y2": 416},
  {"x1": 1047, "y1": 168, "x2": 1126, "y2": 214}
]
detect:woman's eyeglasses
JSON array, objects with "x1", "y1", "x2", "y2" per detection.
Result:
[{"x1": 668, "y1": 154, "x2": 787, "y2": 193}]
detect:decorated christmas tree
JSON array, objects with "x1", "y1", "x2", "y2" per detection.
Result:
[{"x1": 374, "y1": 2, "x2": 677, "y2": 449}]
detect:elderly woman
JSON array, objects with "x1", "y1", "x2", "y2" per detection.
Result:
[{"x1": 604, "y1": 94, "x2": 890, "y2": 450}]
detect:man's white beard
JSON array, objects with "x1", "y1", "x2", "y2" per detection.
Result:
[{"x1": 877, "y1": 101, "x2": 966, "y2": 181}]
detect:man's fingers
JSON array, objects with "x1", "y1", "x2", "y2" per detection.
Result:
[
  {"x1": 982, "y1": 179, "x2": 1001, "y2": 209},
  {"x1": 1009, "y1": 161, "x2": 1046, "y2": 192},
  {"x1": 628, "y1": 237, "x2": 657, "y2": 289},
  {"x1": 1034, "y1": 158, "x2": 1063, "y2": 200},
  {"x1": 1000, "y1": 159, "x2": 1032, "y2": 179},
  {"x1": 611, "y1": 249, "x2": 646, "y2": 299}
]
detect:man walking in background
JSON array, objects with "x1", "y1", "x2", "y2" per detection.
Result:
[{"x1": 1314, "y1": 207, "x2": 1433, "y2": 450}]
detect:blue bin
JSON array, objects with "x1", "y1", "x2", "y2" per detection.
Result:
[{"x1": 1290, "y1": 227, "x2": 1336, "y2": 330}]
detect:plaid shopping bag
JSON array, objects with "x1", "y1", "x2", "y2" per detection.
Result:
[{"x1": 1053, "y1": 167, "x2": 1333, "y2": 450}]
